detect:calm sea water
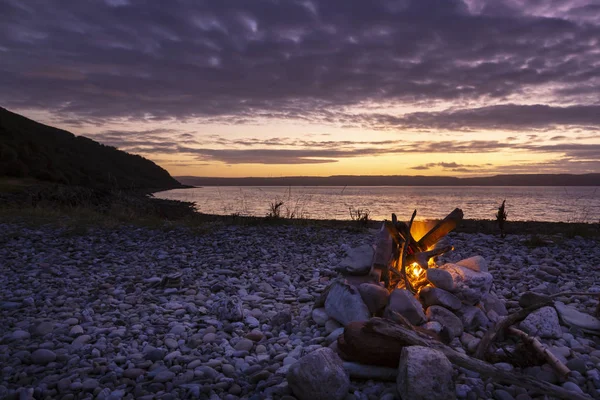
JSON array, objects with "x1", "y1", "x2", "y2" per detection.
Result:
[{"x1": 154, "y1": 186, "x2": 600, "y2": 223}]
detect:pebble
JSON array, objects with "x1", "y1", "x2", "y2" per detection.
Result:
[{"x1": 1, "y1": 222, "x2": 599, "y2": 399}]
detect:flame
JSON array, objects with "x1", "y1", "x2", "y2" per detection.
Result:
[{"x1": 407, "y1": 262, "x2": 424, "y2": 279}]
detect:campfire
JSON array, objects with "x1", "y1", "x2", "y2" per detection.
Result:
[
  {"x1": 377, "y1": 208, "x2": 463, "y2": 293},
  {"x1": 309, "y1": 208, "x2": 598, "y2": 400}
]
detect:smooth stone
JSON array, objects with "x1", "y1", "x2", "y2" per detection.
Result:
[
  {"x1": 397, "y1": 346, "x2": 455, "y2": 400},
  {"x1": 69, "y1": 325, "x2": 84, "y2": 337},
  {"x1": 11, "y1": 330, "x2": 31, "y2": 340},
  {"x1": 31, "y1": 349, "x2": 56, "y2": 365},
  {"x1": 153, "y1": 371, "x2": 176, "y2": 383},
  {"x1": 426, "y1": 305, "x2": 464, "y2": 339},
  {"x1": 562, "y1": 381, "x2": 584, "y2": 394},
  {"x1": 438, "y1": 263, "x2": 493, "y2": 305},
  {"x1": 457, "y1": 305, "x2": 490, "y2": 331},
  {"x1": 554, "y1": 301, "x2": 600, "y2": 334},
  {"x1": 518, "y1": 292, "x2": 552, "y2": 308},
  {"x1": 287, "y1": 347, "x2": 350, "y2": 400},
  {"x1": 358, "y1": 283, "x2": 390, "y2": 314},
  {"x1": 338, "y1": 244, "x2": 374, "y2": 276},
  {"x1": 385, "y1": 289, "x2": 426, "y2": 325},
  {"x1": 234, "y1": 339, "x2": 254, "y2": 352},
  {"x1": 312, "y1": 308, "x2": 329, "y2": 326},
  {"x1": 245, "y1": 330, "x2": 264, "y2": 342},
  {"x1": 520, "y1": 306, "x2": 562, "y2": 339},
  {"x1": 325, "y1": 281, "x2": 371, "y2": 326},
  {"x1": 419, "y1": 287, "x2": 462, "y2": 311},
  {"x1": 82, "y1": 379, "x2": 99, "y2": 391},
  {"x1": 426, "y1": 269, "x2": 455, "y2": 292},
  {"x1": 457, "y1": 256, "x2": 488, "y2": 273},
  {"x1": 481, "y1": 293, "x2": 508, "y2": 316},
  {"x1": 123, "y1": 369, "x2": 146, "y2": 379},
  {"x1": 493, "y1": 389, "x2": 515, "y2": 400},
  {"x1": 203, "y1": 333, "x2": 217, "y2": 343}
]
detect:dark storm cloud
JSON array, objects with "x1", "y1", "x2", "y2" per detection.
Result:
[
  {"x1": 1, "y1": 0, "x2": 599, "y2": 129},
  {"x1": 410, "y1": 162, "x2": 483, "y2": 170}
]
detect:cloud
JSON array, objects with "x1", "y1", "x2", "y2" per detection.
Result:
[
  {"x1": 410, "y1": 162, "x2": 484, "y2": 171},
  {"x1": 0, "y1": 0, "x2": 598, "y2": 127}
]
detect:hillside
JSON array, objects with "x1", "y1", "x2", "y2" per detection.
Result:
[
  {"x1": 0, "y1": 107, "x2": 182, "y2": 190},
  {"x1": 177, "y1": 173, "x2": 600, "y2": 187}
]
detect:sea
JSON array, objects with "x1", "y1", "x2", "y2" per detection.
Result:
[{"x1": 153, "y1": 186, "x2": 600, "y2": 223}]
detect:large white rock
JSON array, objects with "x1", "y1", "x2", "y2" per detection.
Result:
[
  {"x1": 312, "y1": 308, "x2": 329, "y2": 326},
  {"x1": 287, "y1": 347, "x2": 350, "y2": 400},
  {"x1": 338, "y1": 244, "x2": 374, "y2": 275},
  {"x1": 520, "y1": 306, "x2": 562, "y2": 339},
  {"x1": 325, "y1": 281, "x2": 371, "y2": 326},
  {"x1": 456, "y1": 256, "x2": 488, "y2": 272},
  {"x1": 397, "y1": 346, "x2": 455, "y2": 400},
  {"x1": 438, "y1": 263, "x2": 493, "y2": 305}
]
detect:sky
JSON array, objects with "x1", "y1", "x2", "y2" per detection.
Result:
[{"x1": 1, "y1": 0, "x2": 599, "y2": 178}]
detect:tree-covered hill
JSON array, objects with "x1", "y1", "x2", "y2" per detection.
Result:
[{"x1": 0, "y1": 107, "x2": 183, "y2": 190}]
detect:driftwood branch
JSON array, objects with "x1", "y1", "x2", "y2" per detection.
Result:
[
  {"x1": 474, "y1": 300, "x2": 554, "y2": 360},
  {"x1": 507, "y1": 327, "x2": 570, "y2": 379},
  {"x1": 416, "y1": 208, "x2": 464, "y2": 250},
  {"x1": 366, "y1": 318, "x2": 591, "y2": 400},
  {"x1": 400, "y1": 210, "x2": 417, "y2": 292}
]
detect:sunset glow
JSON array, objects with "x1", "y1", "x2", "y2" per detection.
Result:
[{"x1": 1, "y1": 0, "x2": 599, "y2": 177}]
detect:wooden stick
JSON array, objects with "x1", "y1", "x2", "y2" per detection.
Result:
[
  {"x1": 507, "y1": 327, "x2": 570, "y2": 379},
  {"x1": 365, "y1": 318, "x2": 591, "y2": 400},
  {"x1": 416, "y1": 208, "x2": 464, "y2": 250},
  {"x1": 401, "y1": 210, "x2": 417, "y2": 292},
  {"x1": 474, "y1": 300, "x2": 554, "y2": 360}
]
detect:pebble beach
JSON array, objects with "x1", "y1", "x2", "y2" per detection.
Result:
[{"x1": 1, "y1": 220, "x2": 600, "y2": 399}]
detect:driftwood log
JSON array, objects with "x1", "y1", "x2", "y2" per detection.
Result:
[{"x1": 363, "y1": 318, "x2": 591, "y2": 400}]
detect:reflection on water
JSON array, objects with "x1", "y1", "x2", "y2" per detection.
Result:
[{"x1": 154, "y1": 186, "x2": 600, "y2": 223}]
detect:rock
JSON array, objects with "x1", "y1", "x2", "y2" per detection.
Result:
[
  {"x1": 518, "y1": 292, "x2": 552, "y2": 308},
  {"x1": 287, "y1": 347, "x2": 350, "y2": 400},
  {"x1": 457, "y1": 305, "x2": 490, "y2": 331},
  {"x1": 562, "y1": 381, "x2": 584, "y2": 394},
  {"x1": 337, "y1": 321, "x2": 405, "y2": 368},
  {"x1": 31, "y1": 349, "x2": 56, "y2": 365},
  {"x1": 426, "y1": 306, "x2": 463, "y2": 339},
  {"x1": 245, "y1": 330, "x2": 264, "y2": 342},
  {"x1": 540, "y1": 265, "x2": 562, "y2": 276},
  {"x1": 312, "y1": 308, "x2": 329, "y2": 326},
  {"x1": 397, "y1": 346, "x2": 455, "y2": 400},
  {"x1": 212, "y1": 296, "x2": 244, "y2": 322},
  {"x1": 69, "y1": 325, "x2": 84, "y2": 337},
  {"x1": 358, "y1": 283, "x2": 389, "y2": 314},
  {"x1": 11, "y1": 330, "x2": 31, "y2": 341},
  {"x1": 456, "y1": 256, "x2": 488, "y2": 272},
  {"x1": 338, "y1": 244, "x2": 374, "y2": 276},
  {"x1": 31, "y1": 321, "x2": 54, "y2": 336},
  {"x1": 123, "y1": 369, "x2": 146, "y2": 379},
  {"x1": 426, "y1": 268, "x2": 455, "y2": 292},
  {"x1": 554, "y1": 301, "x2": 600, "y2": 334},
  {"x1": 481, "y1": 293, "x2": 508, "y2": 316},
  {"x1": 520, "y1": 306, "x2": 562, "y2": 339},
  {"x1": 438, "y1": 264, "x2": 493, "y2": 305},
  {"x1": 385, "y1": 289, "x2": 426, "y2": 325},
  {"x1": 145, "y1": 348, "x2": 166, "y2": 362},
  {"x1": 153, "y1": 371, "x2": 175, "y2": 383},
  {"x1": 81, "y1": 378, "x2": 99, "y2": 391},
  {"x1": 419, "y1": 287, "x2": 462, "y2": 311},
  {"x1": 324, "y1": 281, "x2": 371, "y2": 326},
  {"x1": 234, "y1": 339, "x2": 254, "y2": 352}
]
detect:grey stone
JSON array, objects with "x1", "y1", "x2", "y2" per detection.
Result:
[
  {"x1": 438, "y1": 264, "x2": 493, "y2": 305},
  {"x1": 234, "y1": 339, "x2": 254, "y2": 352},
  {"x1": 287, "y1": 347, "x2": 350, "y2": 400},
  {"x1": 324, "y1": 281, "x2": 371, "y2": 326},
  {"x1": 457, "y1": 305, "x2": 490, "y2": 331},
  {"x1": 153, "y1": 371, "x2": 176, "y2": 383},
  {"x1": 358, "y1": 283, "x2": 389, "y2": 314},
  {"x1": 397, "y1": 346, "x2": 455, "y2": 400},
  {"x1": 493, "y1": 389, "x2": 515, "y2": 400},
  {"x1": 312, "y1": 308, "x2": 329, "y2": 326},
  {"x1": 385, "y1": 289, "x2": 426, "y2": 325},
  {"x1": 554, "y1": 301, "x2": 600, "y2": 334},
  {"x1": 518, "y1": 292, "x2": 552, "y2": 308},
  {"x1": 562, "y1": 381, "x2": 584, "y2": 394},
  {"x1": 426, "y1": 306, "x2": 464, "y2": 339},
  {"x1": 30, "y1": 349, "x2": 56, "y2": 365},
  {"x1": 520, "y1": 306, "x2": 562, "y2": 339},
  {"x1": 419, "y1": 287, "x2": 462, "y2": 311},
  {"x1": 457, "y1": 256, "x2": 488, "y2": 272},
  {"x1": 481, "y1": 293, "x2": 508, "y2": 316},
  {"x1": 338, "y1": 244, "x2": 374, "y2": 276},
  {"x1": 426, "y1": 268, "x2": 455, "y2": 292}
]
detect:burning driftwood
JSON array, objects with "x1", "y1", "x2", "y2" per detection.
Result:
[{"x1": 379, "y1": 208, "x2": 463, "y2": 292}]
